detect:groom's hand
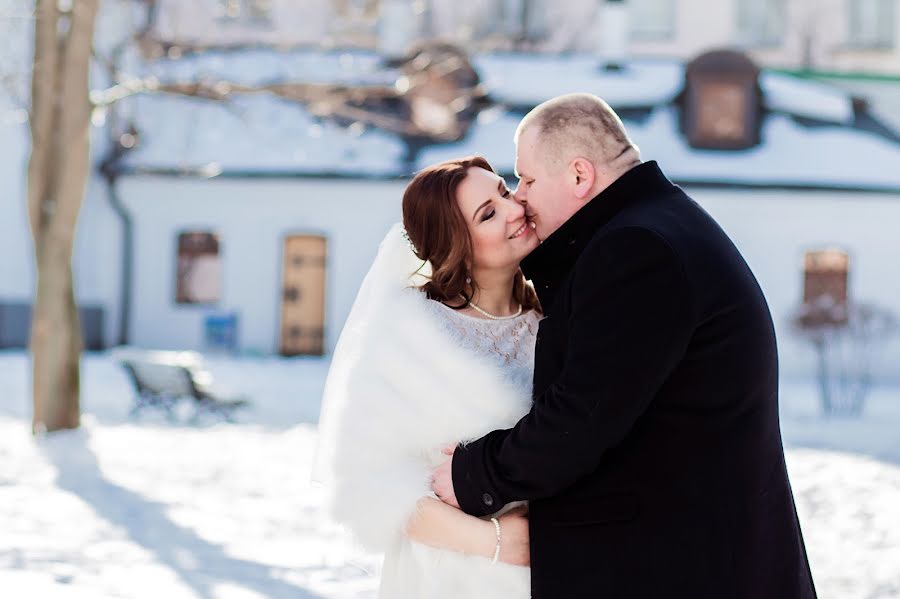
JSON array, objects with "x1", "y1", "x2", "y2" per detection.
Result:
[{"x1": 431, "y1": 444, "x2": 460, "y2": 508}]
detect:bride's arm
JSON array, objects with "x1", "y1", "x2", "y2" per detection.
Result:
[
  {"x1": 405, "y1": 497, "x2": 493, "y2": 556},
  {"x1": 404, "y1": 497, "x2": 530, "y2": 566}
]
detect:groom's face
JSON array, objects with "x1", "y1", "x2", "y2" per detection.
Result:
[{"x1": 514, "y1": 127, "x2": 571, "y2": 241}]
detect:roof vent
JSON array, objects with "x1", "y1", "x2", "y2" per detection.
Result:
[{"x1": 683, "y1": 49, "x2": 762, "y2": 150}]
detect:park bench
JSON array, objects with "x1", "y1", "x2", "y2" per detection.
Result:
[{"x1": 117, "y1": 350, "x2": 249, "y2": 423}]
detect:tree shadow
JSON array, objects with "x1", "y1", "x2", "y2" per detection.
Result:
[{"x1": 40, "y1": 429, "x2": 325, "y2": 599}]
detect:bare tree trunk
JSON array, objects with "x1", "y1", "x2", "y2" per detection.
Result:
[{"x1": 28, "y1": 0, "x2": 99, "y2": 433}]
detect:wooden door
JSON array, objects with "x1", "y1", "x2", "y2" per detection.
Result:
[{"x1": 280, "y1": 235, "x2": 327, "y2": 356}]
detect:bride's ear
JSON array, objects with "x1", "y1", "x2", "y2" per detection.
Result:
[{"x1": 570, "y1": 158, "x2": 595, "y2": 200}]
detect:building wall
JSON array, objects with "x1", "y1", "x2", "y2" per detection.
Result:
[
  {"x1": 0, "y1": 117, "x2": 32, "y2": 302},
  {"x1": 150, "y1": 0, "x2": 335, "y2": 48},
  {"x1": 117, "y1": 176, "x2": 406, "y2": 355},
  {"x1": 501, "y1": 0, "x2": 900, "y2": 74},
  {"x1": 629, "y1": 0, "x2": 900, "y2": 74},
  {"x1": 147, "y1": 0, "x2": 900, "y2": 74}
]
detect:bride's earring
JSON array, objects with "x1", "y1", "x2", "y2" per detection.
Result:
[{"x1": 465, "y1": 276, "x2": 471, "y2": 285}]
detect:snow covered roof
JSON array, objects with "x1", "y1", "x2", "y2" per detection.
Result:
[{"x1": 111, "y1": 49, "x2": 900, "y2": 192}]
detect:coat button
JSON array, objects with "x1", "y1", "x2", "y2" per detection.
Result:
[{"x1": 482, "y1": 493, "x2": 494, "y2": 507}]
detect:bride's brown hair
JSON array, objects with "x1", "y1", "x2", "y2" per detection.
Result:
[{"x1": 401, "y1": 156, "x2": 540, "y2": 313}]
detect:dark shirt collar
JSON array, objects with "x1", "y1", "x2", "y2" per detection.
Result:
[{"x1": 521, "y1": 161, "x2": 674, "y2": 306}]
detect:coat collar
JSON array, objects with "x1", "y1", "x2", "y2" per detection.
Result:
[{"x1": 521, "y1": 161, "x2": 674, "y2": 310}]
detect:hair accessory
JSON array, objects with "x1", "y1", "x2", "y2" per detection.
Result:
[{"x1": 400, "y1": 228, "x2": 418, "y2": 255}]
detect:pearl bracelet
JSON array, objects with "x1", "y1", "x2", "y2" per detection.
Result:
[{"x1": 490, "y1": 517, "x2": 501, "y2": 565}]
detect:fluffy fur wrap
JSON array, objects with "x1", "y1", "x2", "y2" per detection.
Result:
[{"x1": 318, "y1": 226, "x2": 533, "y2": 554}]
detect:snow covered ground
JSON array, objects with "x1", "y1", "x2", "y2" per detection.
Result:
[{"x1": 1, "y1": 350, "x2": 898, "y2": 598}]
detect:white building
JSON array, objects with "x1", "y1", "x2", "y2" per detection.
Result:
[
  {"x1": 149, "y1": 0, "x2": 335, "y2": 49},
  {"x1": 615, "y1": 0, "x2": 900, "y2": 76},
  {"x1": 5, "y1": 41, "x2": 900, "y2": 381},
  {"x1": 145, "y1": 0, "x2": 900, "y2": 75}
]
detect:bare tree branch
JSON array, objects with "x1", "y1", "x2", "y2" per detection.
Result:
[{"x1": 91, "y1": 72, "x2": 483, "y2": 141}]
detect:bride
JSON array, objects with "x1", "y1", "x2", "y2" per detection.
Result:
[{"x1": 314, "y1": 156, "x2": 541, "y2": 598}]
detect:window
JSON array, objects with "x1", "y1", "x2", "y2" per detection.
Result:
[
  {"x1": 849, "y1": 0, "x2": 896, "y2": 48},
  {"x1": 629, "y1": 0, "x2": 676, "y2": 41},
  {"x1": 216, "y1": 0, "x2": 272, "y2": 25},
  {"x1": 176, "y1": 232, "x2": 221, "y2": 305},
  {"x1": 736, "y1": 0, "x2": 786, "y2": 46},
  {"x1": 333, "y1": 0, "x2": 379, "y2": 19}
]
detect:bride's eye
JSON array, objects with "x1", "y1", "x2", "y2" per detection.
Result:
[{"x1": 482, "y1": 209, "x2": 496, "y2": 222}]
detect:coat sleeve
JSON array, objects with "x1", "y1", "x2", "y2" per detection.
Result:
[{"x1": 452, "y1": 227, "x2": 695, "y2": 516}]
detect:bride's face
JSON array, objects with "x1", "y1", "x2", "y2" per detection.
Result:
[{"x1": 455, "y1": 167, "x2": 539, "y2": 272}]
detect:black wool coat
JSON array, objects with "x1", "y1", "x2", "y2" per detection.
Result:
[{"x1": 452, "y1": 162, "x2": 817, "y2": 598}]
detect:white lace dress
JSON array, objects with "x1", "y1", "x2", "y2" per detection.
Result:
[
  {"x1": 426, "y1": 300, "x2": 540, "y2": 392},
  {"x1": 376, "y1": 301, "x2": 540, "y2": 599}
]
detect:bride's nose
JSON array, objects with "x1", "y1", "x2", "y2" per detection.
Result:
[{"x1": 504, "y1": 196, "x2": 526, "y2": 222}]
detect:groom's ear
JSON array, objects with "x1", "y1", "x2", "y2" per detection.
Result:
[{"x1": 571, "y1": 158, "x2": 596, "y2": 200}]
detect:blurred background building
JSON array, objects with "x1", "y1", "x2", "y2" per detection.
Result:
[
  {"x1": 147, "y1": 0, "x2": 900, "y2": 74},
  {"x1": 142, "y1": 0, "x2": 900, "y2": 127},
  {"x1": 1, "y1": 0, "x2": 899, "y2": 380}
]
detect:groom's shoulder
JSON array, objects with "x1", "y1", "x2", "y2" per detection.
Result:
[
  {"x1": 605, "y1": 185, "x2": 722, "y2": 248},
  {"x1": 580, "y1": 225, "x2": 683, "y2": 271}
]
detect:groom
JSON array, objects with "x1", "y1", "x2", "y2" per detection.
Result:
[{"x1": 431, "y1": 94, "x2": 817, "y2": 598}]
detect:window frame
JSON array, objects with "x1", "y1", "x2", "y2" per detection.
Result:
[
  {"x1": 216, "y1": 0, "x2": 273, "y2": 27},
  {"x1": 847, "y1": 0, "x2": 897, "y2": 50},
  {"x1": 734, "y1": 0, "x2": 787, "y2": 48},
  {"x1": 628, "y1": 0, "x2": 677, "y2": 42}
]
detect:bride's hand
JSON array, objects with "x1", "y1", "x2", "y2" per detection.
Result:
[{"x1": 497, "y1": 505, "x2": 530, "y2": 567}]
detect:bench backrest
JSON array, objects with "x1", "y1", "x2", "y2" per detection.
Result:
[{"x1": 122, "y1": 360, "x2": 196, "y2": 398}]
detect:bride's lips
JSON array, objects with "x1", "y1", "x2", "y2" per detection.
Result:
[{"x1": 508, "y1": 219, "x2": 536, "y2": 240}]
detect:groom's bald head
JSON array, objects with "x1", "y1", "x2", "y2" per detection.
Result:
[{"x1": 515, "y1": 93, "x2": 639, "y2": 175}]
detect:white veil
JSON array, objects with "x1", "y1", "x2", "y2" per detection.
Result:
[{"x1": 311, "y1": 223, "x2": 430, "y2": 484}]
